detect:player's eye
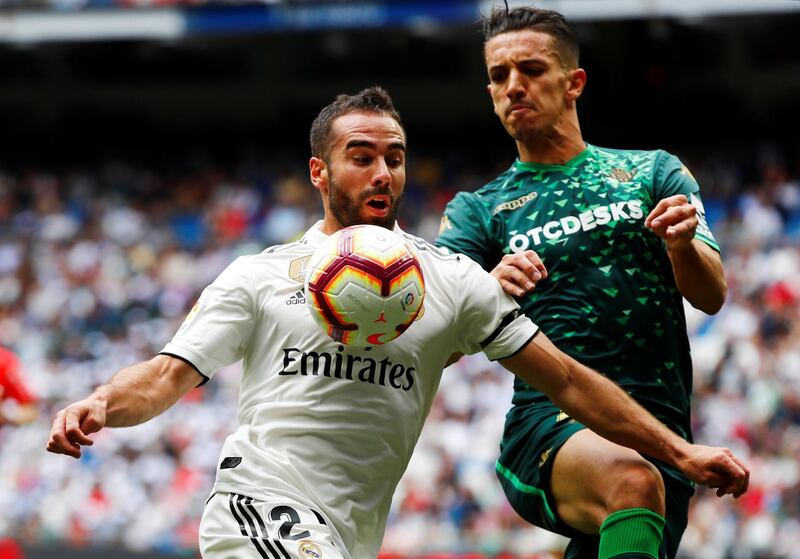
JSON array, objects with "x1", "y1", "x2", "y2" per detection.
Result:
[{"x1": 489, "y1": 69, "x2": 508, "y2": 83}]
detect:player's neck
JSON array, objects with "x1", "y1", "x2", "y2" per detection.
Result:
[
  {"x1": 320, "y1": 215, "x2": 344, "y2": 235},
  {"x1": 516, "y1": 118, "x2": 586, "y2": 166}
]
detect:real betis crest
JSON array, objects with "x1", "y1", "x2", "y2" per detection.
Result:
[{"x1": 608, "y1": 167, "x2": 639, "y2": 183}]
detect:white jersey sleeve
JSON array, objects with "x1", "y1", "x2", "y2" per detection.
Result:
[
  {"x1": 451, "y1": 255, "x2": 539, "y2": 361},
  {"x1": 161, "y1": 256, "x2": 256, "y2": 379}
]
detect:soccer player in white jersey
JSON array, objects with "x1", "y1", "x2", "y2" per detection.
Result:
[{"x1": 47, "y1": 87, "x2": 748, "y2": 559}]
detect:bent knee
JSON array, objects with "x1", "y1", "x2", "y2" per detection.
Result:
[{"x1": 604, "y1": 459, "x2": 665, "y2": 517}]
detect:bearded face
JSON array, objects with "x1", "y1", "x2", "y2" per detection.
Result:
[{"x1": 327, "y1": 171, "x2": 402, "y2": 230}]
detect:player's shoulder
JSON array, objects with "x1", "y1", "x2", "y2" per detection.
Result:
[
  {"x1": 225, "y1": 238, "x2": 315, "y2": 280},
  {"x1": 400, "y1": 231, "x2": 461, "y2": 263},
  {"x1": 589, "y1": 144, "x2": 682, "y2": 182},
  {"x1": 401, "y1": 231, "x2": 489, "y2": 291},
  {"x1": 259, "y1": 236, "x2": 316, "y2": 258}
]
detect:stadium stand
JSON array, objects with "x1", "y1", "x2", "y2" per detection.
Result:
[{"x1": 0, "y1": 143, "x2": 798, "y2": 557}]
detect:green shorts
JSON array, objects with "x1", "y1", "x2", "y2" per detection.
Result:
[{"x1": 496, "y1": 402, "x2": 695, "y2": 559}]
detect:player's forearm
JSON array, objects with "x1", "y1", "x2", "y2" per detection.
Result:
[
  {"x1": 552, "y1": 360, "x2": 691, "y2": 467},
  {"x1": 91, "y1": 355, "x2": 198, "y2": 427},
  {"x1": 668, "y1": 239, "x2": 727, "y2": 314},
  {"x1": 501, "y1": 336, "x2": 690, "y2": 467}
]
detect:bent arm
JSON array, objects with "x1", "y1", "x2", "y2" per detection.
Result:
[
  {"x1": 499, "y1": 333, "x2": 748, "y2": 496},
  {"x1": 668, "y1": 239, "x2": 727, "y2": 314},
  {"x1": 47, "y1": 355, "x2": 203, "y2": 458},
  {"x1": 499, "y1": 334, "x2": 690, "y2": 467}
]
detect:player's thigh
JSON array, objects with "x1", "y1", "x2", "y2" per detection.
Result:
[
  {"x1": 200, "y1": 492, "x2": 344, "y2": 559},
  {"x1": 550, "y1": 429, "x2": 665, "y2": 534},
  {"x1": 564, "y1": 474, "x2": 694, "y2": 559}
]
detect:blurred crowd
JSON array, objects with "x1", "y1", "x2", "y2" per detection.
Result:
[{"x1": 0, "y1": 144, "x2": 798, "y2": 558}]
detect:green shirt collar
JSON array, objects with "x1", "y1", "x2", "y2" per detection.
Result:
[{"x1": 512, "y1": 144, "x2": 593, "y2": 173}]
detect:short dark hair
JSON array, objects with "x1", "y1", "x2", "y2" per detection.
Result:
[
  {"x1": 482, "y1": 6, "x2": 579, "y2": 68},
  {"x1": 309, "y1": 86, "x2": 404, "y2": 161}
]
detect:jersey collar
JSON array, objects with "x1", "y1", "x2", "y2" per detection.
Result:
[
  {"x1": 302, "y1": 220, "x2": 404, "y2": 246},
  {"x1": 512, "y1": 144, "x2": 593, "y2": 174}
]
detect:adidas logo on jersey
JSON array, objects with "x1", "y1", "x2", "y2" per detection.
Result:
[{"x1": 285, "y1": 290, "x2": 306, "y2": 305}]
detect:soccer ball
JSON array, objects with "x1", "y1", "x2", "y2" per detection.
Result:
[{"x1": 305, "y1": 224, "x2": 425, "y2": 347}]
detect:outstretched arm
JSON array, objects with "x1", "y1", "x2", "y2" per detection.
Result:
[
  {"x1": 645, "y1": 194, "x2": 726, "y2": 314},
  {"x1": 47, "y1": 354, "x2": 203, "y2": 459},
  {"x1": 499, "y1": 333, "x2": 749, "y2": 497}
]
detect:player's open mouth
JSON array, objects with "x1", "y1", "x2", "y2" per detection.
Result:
[{"x1": 365, "y1": 196, "x2": 391, "y2": 216}]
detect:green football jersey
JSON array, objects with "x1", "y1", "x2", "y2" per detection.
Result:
[{"x1": 436, "y1": 145, "x2": 718, "y2": 456}]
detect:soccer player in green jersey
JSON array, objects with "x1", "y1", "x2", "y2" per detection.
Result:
[{"x1": 436, "y1": 7, "x2": 734, "y2": 559}]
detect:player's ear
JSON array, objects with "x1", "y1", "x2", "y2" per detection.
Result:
[
  {"x1": 565, "y1": 68, "x2": 587, "y2": 104},
  {"x1": 309, "y1": 157, "x2": 329, "y2": 192}
]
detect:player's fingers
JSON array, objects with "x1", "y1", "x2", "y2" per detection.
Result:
[
  {"x1": 65, "y1": 407, "x2": 94, "y2": 446},
  {"x1": 47, "y1": 411, "x2": 82, "y2": 458},
  {"x1": 80, "y1": 411, "x2": 105, "y2": 436},
  {"x1": 650, "y1": 204, "x2": 696, "y2": 229},
  {"x1": 46, "y1": 437, "x2": 81, "y2": 459},
  {"x1": 645, "y1": 194, "x2": 688, "y2": 226},
  {"x1": 644, "y1": 198, "x2": 672, "y2": 226},
  {"x1": 665, "y1": 216, "x2": 699, "y2": 239},
  {"x1": 503, "y1": 253, "x2": 542, "y2": 280},
  {"x1": 715, "y1": 453, "x2": 748, "y2": 497},
  {"x1": 505, "y1": 266, "x2": 541, "y2": 291},
  {"x1": 499, "y1": 279, "x2": 526, "y2": 297},
  {"x1": 733, "y1": 471, "x2": 750, "y2": 498},
  {"x1": 727, "y1": 453, "x2": 750, "y2": 498},
  {"x1": 523, "y1": 251, "x2": 548, "y2": 279},
  {"x1": 498, "y1": 269, "x2": 536, "y2": 296}
]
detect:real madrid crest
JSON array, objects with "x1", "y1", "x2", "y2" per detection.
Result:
[
  {"x1": 289, "y1": 255, "x2": 312, "y2": 283},
  {"x1": 298, "y1": 541, "x2": 323, "y2": 559}
]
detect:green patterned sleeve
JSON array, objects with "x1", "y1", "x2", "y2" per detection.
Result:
[
  {"x1": 435, "y1": 192, "x2": 494, "y2": 270},
  {"x1": 653, "y1": 151, "x2": 719, "y2": 251}
]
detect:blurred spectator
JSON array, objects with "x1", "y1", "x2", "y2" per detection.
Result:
[{"x1": 0, "y1": 345, "x2": 37, "y2": 427}]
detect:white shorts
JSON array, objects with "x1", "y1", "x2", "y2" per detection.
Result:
[{"x1": 200, "y1": 492, "x2": 346, "y2": 559}]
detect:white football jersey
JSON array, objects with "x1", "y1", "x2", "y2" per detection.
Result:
[{"x1": 161, "y1": 222, "x2": 539, "y2": 559}]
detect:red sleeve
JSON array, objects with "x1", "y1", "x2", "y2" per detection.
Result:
[{"x1": 0, "y1": 350, "x2": 35, "y2": 405}]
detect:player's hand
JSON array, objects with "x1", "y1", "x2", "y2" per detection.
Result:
[
  {"x1": 46, "y1": 398, "x2": 107, "y2": 459},
  {"x1": 491, "y1": 251, "x2": 548, "y2": 297},
  {"x1": 644, "y1": 194, "x2": 698, "y2": 251},
  {"x1": 681, "y1": 444, "x2": 749, "y2": 498}
]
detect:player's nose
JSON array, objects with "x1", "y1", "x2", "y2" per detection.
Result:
[
  {"x1": 371, "y1": 158, "x2": 391, "y2": 187},
  {"x1": 506, "y1": 69, "x2": 526, "y2": 98}
]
